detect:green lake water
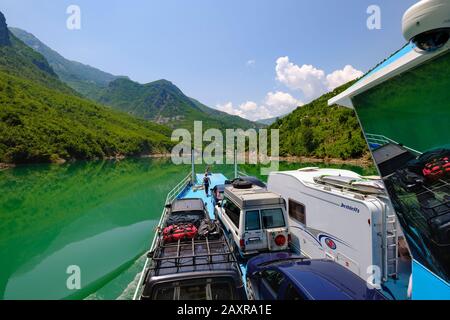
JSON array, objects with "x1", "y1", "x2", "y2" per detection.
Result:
[{"x1": 0, "y1": 158, "x2": 375, "y2": 300}]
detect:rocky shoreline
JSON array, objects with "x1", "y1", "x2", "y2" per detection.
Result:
[
  {"x1": 277, "y1": 154, "x2": 374, "y2": 167},
  {"x1": 0, "y1": 152, "x2": 374, "y2": 170}
]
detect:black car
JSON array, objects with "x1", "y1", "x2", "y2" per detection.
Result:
[
  {"x1": 140, "y1": 198, "x2": 246, "y2": 300},
  {"x1": 165, "y1": 198, "x2": 209, "y2": 227},
  {"x1": 141, "y1": 224, "x2": 246, "y2": 300}
]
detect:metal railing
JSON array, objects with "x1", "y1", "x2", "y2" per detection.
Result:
[
  {"x1": 132, "y1": 172, "x2": 192, "y2": 300},
  {"x1": 237, "y1": 170, "x2": 248, "y2": 178},
  {"x1": 365, "y1": 133, "x2": 422, "y2": 155}
]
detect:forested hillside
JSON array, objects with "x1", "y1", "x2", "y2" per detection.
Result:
[
  {"x1": 97, "y1": 78, "x2": 260, "y2": 130},
  {"x1": 0, "y1": 12, "x2": 172, "y2": 164},
  {"x1": 10, "y1": 27, "x2": 120, "y2": 100},
  {"x1": 269, "y1": 81, "x2": 369, "y2": 159}
]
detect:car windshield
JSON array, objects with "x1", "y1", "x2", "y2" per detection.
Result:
[
  {"x1": 152, "y1": 278, "x2": 235, "y2": 300},
  {"x1": 261, "y1": 208, "x2": 285, "y2": 228}
]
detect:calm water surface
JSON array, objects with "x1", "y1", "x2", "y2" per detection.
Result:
[{"x1": 0, "y1": 158, "x2": 375, "y2": 300}]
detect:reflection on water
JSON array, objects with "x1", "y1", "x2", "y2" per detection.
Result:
[
  {"x1": 0, "y1": 158, "x2": 375, "y2": 299},
  {"x1": 0, "y1": 158, "x2": 189, "y2": 300}
]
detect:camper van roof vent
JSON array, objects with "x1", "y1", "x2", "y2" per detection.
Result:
[
  {"x1": 354, "y1": 194, "x2": 365, "y2": 200},
  {"x1": 314, "y1": 175, "x2": 386, "y2": 195},
  {"x1": 298, "y1": 167, "x2": 320, "y2": 172}
]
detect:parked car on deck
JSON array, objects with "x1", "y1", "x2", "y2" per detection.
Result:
[
  {"x1": 215, "y1": 180, "x2": 289, "y2": 257},
  {"x1": 164, "y1": 198, "x2": 209, "y2": 228},
  {"x1": 246, "y1": 252, "x2": 387, "y2": 300},
  {"x1": 139, "y1": 198, "x2": 246, "y2": 300}
]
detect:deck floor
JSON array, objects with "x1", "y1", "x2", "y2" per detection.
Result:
[
  {"x1": 178, "y1": 173, "x2": 228, "y2": 219},
  {"x1": 178, "y1": 173, "x2": 248, "y2": 281}
]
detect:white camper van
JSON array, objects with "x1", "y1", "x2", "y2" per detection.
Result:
[{"x1": 267, "y1": 168, "x2": 403, "y2": 283}]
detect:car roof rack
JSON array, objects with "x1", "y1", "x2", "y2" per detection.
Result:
[{"x1": 148, "y1": 235, "x2": 242, "y2": 275}]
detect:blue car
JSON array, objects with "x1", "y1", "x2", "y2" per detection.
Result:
[{"x1": 246, "y1": 252, "x2": 387, "y2": 300}]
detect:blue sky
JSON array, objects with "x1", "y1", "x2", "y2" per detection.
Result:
[{"x1": 1, "y1": 0, "x2": 417, "y2": 120}]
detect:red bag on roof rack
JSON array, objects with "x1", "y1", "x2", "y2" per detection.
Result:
[
  {"x1": 423, "y1": 157, "x2": 450, "y2": 181},
  {"x1": 163, "y1": 223, "x2": 198, "y2": 243}
]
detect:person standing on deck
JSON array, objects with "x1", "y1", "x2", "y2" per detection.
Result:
[{"x1": 203, "y1": 174, "x2": 211, "y2": 197}]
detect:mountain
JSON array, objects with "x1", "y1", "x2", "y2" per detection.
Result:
[
  {"x1": 11, "y1": 27, "x2": 261, "y2": 131},
  {"x1": 10, "y1": 27, "x2": 121, "y2": 100},
  {"x1": 0, "y1": 12, "x2": 10, "y2": 46},
  {"x1": 257, "y1": 115, "x2": 286, "y2": 126},
  {"x1": 97, "y1": 77, "x2": 261, "y2": 130},
  {"x1": 269, "y1": 81, "x2": 369, "y2": 159},
  {"x1": 0, "y1": 12, "x2": 172, "y2": 164},
  {"x1": 1, "y1": 26, "x2": 74, "y2": 95}
]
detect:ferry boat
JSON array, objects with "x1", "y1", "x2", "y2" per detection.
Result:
[
  {"x1": 133, "y1": 0, "x2": 449, "y2": 301},
  {"x1": 132, "y1": 161, "x2": 408, "y2": 300}
]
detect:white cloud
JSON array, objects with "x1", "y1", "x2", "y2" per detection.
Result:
[
  {"x1": 275, "y1": 56, "x2": 327, "y2": 99},
  {"x1": 216, "y1": 102, "x2": 244, "y2": 118},
  {"x1": 216, "y1": 91, "x2": 301, "y2": 121},
  {"x1": 326, "y1": 65, "x2": 364, "y2": 90},
  {"x1": 216, "y1": 57, "x2": 361, "y2": 122},
  {"x1": 265, "y1": 91, "x2": 303, "y2": 115},
  {"x1": 275, "y1": 56, "x2": 363, "y2": 99},
  {"x1": 246, "y1": 59, "x2": 256, "y2": 67},
  {"x1": 217, "y1": 101, "x2": 265, "y2": 121}
]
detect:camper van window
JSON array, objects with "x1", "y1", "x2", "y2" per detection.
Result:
[
  {"x1": 223, "y1": 198, "x2": 240, "y2": 228},
  {"x1": 245, "y1": 210, "x2": 261, "y2": 231},
  {"x1": 261, "y1": 208, "x2": 285, "y2": 228},
  {"x1": 288, "y1": 199, "x2": 306, "y2": 225}
]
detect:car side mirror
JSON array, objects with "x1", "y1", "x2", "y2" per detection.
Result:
[{"x1": 165, "y1": 203, "x2": 171, "y2": 209}]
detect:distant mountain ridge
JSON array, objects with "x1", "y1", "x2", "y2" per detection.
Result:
[
  {"x1": 9, "y1": 27, "x2": 122, "y2": 100},
  {"x1": 98, "y1": 77, "x2": 260, "y2": 130},
  {"x1": 0, "y1": 12, "x2": 10, "y2": 46},
  {"x1": 257, "y1": 115, "x2": 285, "y2": 126},
  {"x1": 0, "y1": 12, "x2": 173, "y2": 164},
  {"x1": 11, "y1": 27, "x2": 261, "y2": 131}
]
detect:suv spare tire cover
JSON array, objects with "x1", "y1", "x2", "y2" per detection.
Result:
[{"x1": 232, "y1": 178, "x2": 253, "y2": 189}]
